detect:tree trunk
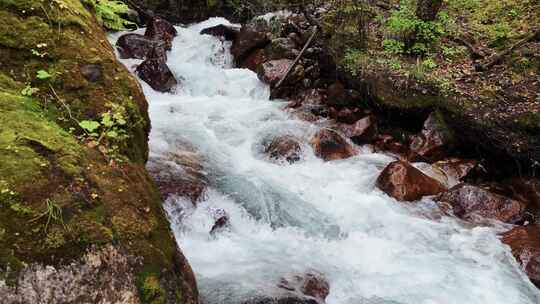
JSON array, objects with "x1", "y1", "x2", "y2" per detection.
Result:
[{"x1": 415, "y1": 0, "x2": 443, "y2": 21}]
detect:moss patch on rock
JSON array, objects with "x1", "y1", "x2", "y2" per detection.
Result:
[{"x1": 0, "y1": 1, "x2": 197, "y2": 303}]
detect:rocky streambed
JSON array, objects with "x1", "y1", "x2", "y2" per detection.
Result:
[{"x1": 112, "y1": 13, "x2": 540, "y2": 304}]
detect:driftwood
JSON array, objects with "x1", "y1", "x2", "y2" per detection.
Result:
[
  {"x1": 476, "y1": 29, "x2": 540, "y2": 71},
  {"x1": 275, "y1": 26, "x2": 319, "y2": 89}
]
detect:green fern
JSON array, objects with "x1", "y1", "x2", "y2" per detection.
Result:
[{"x1": 85, "y1": 0, "x2": 136, "y2": 31}]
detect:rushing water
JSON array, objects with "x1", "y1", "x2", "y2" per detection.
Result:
[{"x1": 112, "y1": 18, "x2": 540, "y2": 304}]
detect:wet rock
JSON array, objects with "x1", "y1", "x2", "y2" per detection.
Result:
[
  {"x1": 116, "y1": 33, "x2": 156, "y2": 59},
  {"x1": 310, "y1": 129, "x2": 355, "y2": 161},
  {"x1": 373, "y1": 135, "x2": 409, "y2": 158},
  {"x1": 290, "y1": 89, "x2": 326, "y2": 107},
  {"x1": 232, "y1": 22, "x2": 271, "y2": 62},
  {"x1": 436, "y1": 184, "x2": 526, "y2": 224},
  {"x1": 510, "y1": 178, "x2": 540, "y2": 224},
  {"x1": 136, "y1": 47, "x2": 177, "y2": 92},
  {"x1": 329, "y1": 107, "x2": 365, "y2": 124},
  {"x1": 409, "y1": 111, "x2": 455, "y2": 162},
  {"x1": 501, "y1": 226, "x2": 540, "y2": 287},
  {"x1": 147, "y1": 148, "x2": 208, "y2": 204},
  {"x1": 335, "y1": 115, "x2": 378, "y2": 144},
  {"x1": 431, "y1": 158, "x2": 478, "y2": 187},
  {"x1": 376, "y1": 161, "x2": 447, "y2": 201},
  {"x1": 265, "y1": 135, "x2": 302, "y2": 164},
  {"x1": 278, "y1": 272, "x2": 330, "y2": 301},
  {"x1": 265, "y1": 37, "x2": 299, "y2": 60},
  {"x1": 241, "y1": 49, "x2": 267, "y2": 72},
  {"x1": 210, "y1": 210, "x2": 230, "y2": 235},
  {"x1": 144, "y1": 16, "x2": 177, "y2": 47},
  {"x1": 258, "y1": 59, "x2": 304, "y2": 88},
  {"x1": 243, "y1": 271, "x2": 330, "y2": 304},
  {"x1": 200, "y1": 24, "x2": 239, "y2": 41},
  {"x1": 80, "y1": 64, "x2": 101, "y2": 82}
]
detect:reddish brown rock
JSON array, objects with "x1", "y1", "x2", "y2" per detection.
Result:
[
  {"x1": 265, "y1": 136, "x2": 302, "y2": 164},
  {"x1": 290, "y1": 89, "x2": 326, "y2": 107},
  {"x1": 336, "y1": 116, "x2": 378, "y2": 144},
  {"x1": 501, "y1": 226, "x2": 540, "y2": 287},
  {"x1": 431, "y1": 158, "x2": 478, "y2": 187},
  {"x1": 200, "y1": 24, "x2": 239, "y2": 41},
  {"x1": 116, "y1": 33, "x2": 156, "y2": 59},
  {"x1": 409, "y1": 112, "x2": 455, "y2": 162},
  {"x1": 144, "y1": 16, "x2": 177, "y2": 47},
  {"x1": 376, "y1": 161, "x2": 447, "y2": 201},
  {"x1": 80, "y1": 64, "x2": 101, "y2": 82},
  {"x1": 310, "y1": 129, "x2": 355, "y2": 161},
  {"x1": 373, "y1": 135, "x2": 409, "y2": 158},
  {"x1": 436, "y1": 184, "x2": 526, "y2": 224},
  {"x1": 240, "y1": 49, "x2": 267, "y2": 73},
  {"x1": 329, "y1": 107, "x2": 365, "y2": 124},
  {"x1": 258, "y1": 59, "x2": 304, "y2": 88},
  {"x1": 510, "y1": 178, "x2": 540, "y2": 224},
  {"x1": 278, "y1": 271, "x2": 330, "y2": 302}
]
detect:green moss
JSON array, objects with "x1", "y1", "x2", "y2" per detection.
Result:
[{"x1": 137, "y1": 271, "x2": 166, "y2": 304}]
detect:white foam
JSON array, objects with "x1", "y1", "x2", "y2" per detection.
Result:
[{"x1": 112, "y1": 18, "x2": 540, "y2": 304}]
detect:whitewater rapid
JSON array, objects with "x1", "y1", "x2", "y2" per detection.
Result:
[{"x1": 112, "y1": 18, "x2": 540, "y2": 304}]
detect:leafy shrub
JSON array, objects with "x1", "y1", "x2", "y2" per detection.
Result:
[
  {"x1": 385, "y1": 0, "x2": 449, "y2": 56},
  {"x1": 84, "y1": 0, "x2": 135, "y2": 30},
  {"x1": 383, "y1": 39, "x2": 405, "y2": 55},
  {"x1": 342, "y1": 48, "x2": 368, "y2": 76}
]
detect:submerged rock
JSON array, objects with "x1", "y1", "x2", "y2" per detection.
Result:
[
  {"x1": 310, "y1": 129, "x2": 355, "y2": 161},
  {"x1": 376, "y1": 161, "x2": 447, "y2": 201},
  {"x1": 264, "y1": 135, "x2": 302, "y2": 164},
  {"x1": 436, "y1": 184, "x2": 526, "y2": 224},
  {"x1": 409, "y1": 111, "x2": 455, "y2": 162},
  {"x1": 502, "y1": 226, "x2": 540, "y2": 287},
  {"x1": 147, "y1": 148, "x2": 208, "y2": 204},
  {"x1": 243, "y1": 271, "x2": 330, "y2": 304},
  {"x1": 210, "y1": 212, "x2": 230, "y2": 235},
  {"x1": 200, "y1": 24, "x2": 239, "y2": 41},
  {"x1": 278, "y1": 272, "x2": 330, "y2": 302}
]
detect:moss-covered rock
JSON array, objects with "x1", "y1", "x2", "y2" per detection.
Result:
[{"x1": 0, "y1": 1, "x2": 197, "y2": 303}]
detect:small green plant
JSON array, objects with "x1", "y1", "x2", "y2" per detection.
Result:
[
  {"x1": 30, "y1": 199, "x2": 66, "y2": 232},
  {"x1": 21, "y1": 84, "x2": 39, "y2": 96},
  {"x1": 342, "y1": 48, "x2": 368, "y2": 76},
  {"x1": 85, "y1": 0, "x2": 136, "y2": 30},
  {"x1": 78, "y1": 103, "x2": 130, "y2": 160},
  {"x1": 383, "y1": 39, "x2": 405, "y2": 55},
  {"x1": 422, "y1": 58, "x2": 437, "y2": 69},
  {"x1": 36, "y1": 70, "x2": 52, "y2": 80}
]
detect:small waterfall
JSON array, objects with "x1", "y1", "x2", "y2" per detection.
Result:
[{"x1": 111, "y1": 18, "x2": 540, "y2": 304}]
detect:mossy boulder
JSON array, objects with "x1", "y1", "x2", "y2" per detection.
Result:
[{"x1": 0, "y1": 1, "x2": 197, "y2": 303}]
